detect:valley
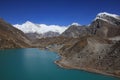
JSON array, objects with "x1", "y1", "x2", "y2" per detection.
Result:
[{"x1": 0, "y1": 12, "x2": 120, "y2": 78}]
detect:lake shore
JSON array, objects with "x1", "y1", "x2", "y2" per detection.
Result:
[{"x1": 55, "y1": 58, "x2": 120, "y2": 78}]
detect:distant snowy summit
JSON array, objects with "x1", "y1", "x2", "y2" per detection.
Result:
[{"x1": 14, "y1": 21, "x2": 68, "y2": 34}]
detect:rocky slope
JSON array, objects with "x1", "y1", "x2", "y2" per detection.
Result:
[
  {"x1": 56, "y1": 36, "x2": 120, "y2": 77},
  {"x1": 0, "y1": 19, "x2": 31, "y2": 49}
]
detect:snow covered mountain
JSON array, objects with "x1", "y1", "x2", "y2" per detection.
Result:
[
  {"x1": 95, "y1": 12, "x2": 120, "y2": 25},
  {"x1": 13, "y1": 21, "x2": 68, "y2": 39},
  {"x1": 96, "y1": 12, "x2": 120, "y2": 20},
  {"x1": 14, "y1": 21, "x2": 68, "y2": 34}
]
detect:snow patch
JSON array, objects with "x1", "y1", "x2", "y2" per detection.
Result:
[{"x1": 71, "y1": 22, "x2": 81, "y2": 26}]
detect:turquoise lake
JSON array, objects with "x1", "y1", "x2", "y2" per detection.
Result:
[{"x1": 0, "y1": 48, "x2": 119, "y2": 80}]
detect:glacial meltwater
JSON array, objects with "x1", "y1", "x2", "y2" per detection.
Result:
[{"x1": 0, "y1": 48, "x2": 119, "y2": 80}]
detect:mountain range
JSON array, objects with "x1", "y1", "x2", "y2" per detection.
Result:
[
  {"x1": 13, "y1": 21, "x2": 68, "y2": 39},
  {"x1": 0, "y1": 12, "x2": 120, "y2": 77}
]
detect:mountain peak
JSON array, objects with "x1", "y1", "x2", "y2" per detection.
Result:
[
  {"x1": 94, "y1": 12, "x2": 120, "y2": 25},
  {"x1": 71, "y1": 22, "x2": 81, "y2": 26},
  {"x1": 96, "y1": 12, "x2": 120, "y2": 20}
]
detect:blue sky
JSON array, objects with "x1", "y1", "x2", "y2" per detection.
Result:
[{"x1": 0, "y1": 0, "x2": 120, "y2": 25}]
